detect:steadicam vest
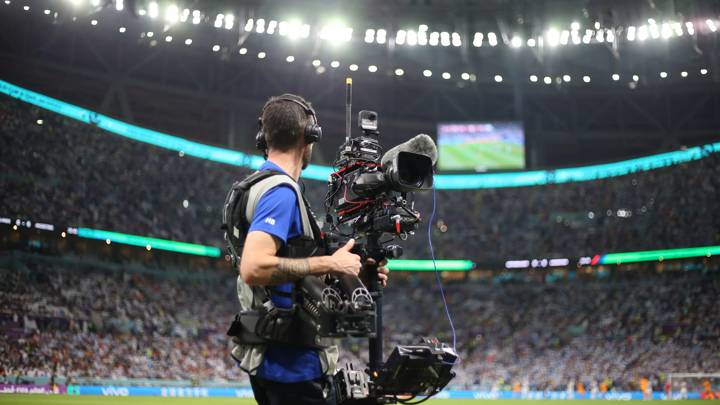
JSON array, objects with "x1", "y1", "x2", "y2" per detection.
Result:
[{"x1": 221, "y1": 170, "x2": 338, "y2": 375}]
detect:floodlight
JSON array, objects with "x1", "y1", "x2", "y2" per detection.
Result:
[
  {"x1": 266, "y1": 20, "x2": 276, "y2": 34},
  {"x1": 376, "y1": 29, "x2": 386, "y2": 44},
  {"x1": 258, "y1": 52, "x2": 266, "y2": 59},
  {"x1": 451, "y1": 32, "x2": 461, "y2": 47},
  {"x1": 473, "y1": 32, "x2": 483, "y2": 47},
  {"x1": 510, "y1": 36, "x2": 522, "y2": 48},
  {"x1": 368, "y1": 65, "x2": 378, "y2": 73},
  {"x1": 407, "y1": 30, "x2": 418, "y2": 46},
  {"x1": 547, "y1": 28, "x2": 560, "y2": 47},
  {"x1": 461, "y1": 72, "x2": 469, "y2": 80},
  {"x1": 627, "y1": 26, "x2": 636, "y2": 41},
  {"x1": 286, "y1": 55, "x2": 295, "y2": 63},
  {"x1": 225, "y1": 14, "x2": 235, "y2": 30},
  {"x1": 440, "y1": 31, "x2": 450, "y2": 46},
  {"x1": 349, "y1": 64, "x2": 358, "y2": 71},
  {"x1": 529, "y1": 75, "x2": 538, "y2": 82},
  {"x1": 396, "y1": 30, "x2": 407, "y2": 45},
  {"x1": 442, "y1": 72, "x2": 451, "y2": 80},
  {"x1": 661, "y1": 23, "x2": 672, "y2": 38},
  {"x1": 563, "y1": 74, "x2": 571, "y2": 82},
  {"x1": 165, "y1": 4, "x2": 179, "y2": 23},
  {"x1": 612, "y1": 74, "x2": 620, "y2": 81},
  {"x1": 331, "y1": 60, "x2": 340, "y2": 68},
  {"x1": 708, "y1": 19, "x2": 718, "y2": 32},
  {"x1": 429, "y1": 31, "x2": 439, "y2": 46},
  {"x1": 494, "y1": 74, "x2": 503, "y2": 82},
  {"x1": 487, "y1": 32, "x2": 497, "y2": 46},
  {"x1": 423, "y1": 70, "x2": 432, "y2": 77},
  {"x1": 148, "y1": 1, "x2": 158, "y2": 18}
]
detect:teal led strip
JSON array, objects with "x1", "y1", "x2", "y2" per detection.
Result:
[
  {"x1": 386, "y1": 259, "x2": 474, "y2": 271},
  {"x1": 600, "y1": 245, "x2": 720, "y2": 265},
  {"x1": 77, "y1": 228, "x2": 222, "y2": 257},
  {"x1": 2, "y1": 79, "x2": 719, "y2": 188}
]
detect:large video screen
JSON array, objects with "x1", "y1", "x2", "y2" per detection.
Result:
[{"x1": 437, "y1": 122, "x2": 525, "y2": 171}]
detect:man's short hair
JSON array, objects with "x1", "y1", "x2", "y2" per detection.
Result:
[{"x1": 260, "y1": 94, "x2": 314, "y2": 152}]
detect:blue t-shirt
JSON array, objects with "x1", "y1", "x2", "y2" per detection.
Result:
[{"x1": 247, "y1": 161, "x2": 322, "y2": 383}]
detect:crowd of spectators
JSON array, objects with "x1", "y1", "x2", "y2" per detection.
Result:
[
  {"x1": 1, "y1": 96, "x2": 719, "y2": 264},
  {"x1": 1, "y1": 258, "x2": 718, "y2": 391}
]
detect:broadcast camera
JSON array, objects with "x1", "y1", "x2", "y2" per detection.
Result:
[{"x1": 297, "y1": 79, "x2": 457, "y2": 404}]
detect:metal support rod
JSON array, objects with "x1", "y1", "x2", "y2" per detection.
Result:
[{"x1": 366, "y1": 234, "x2": 384, "y2": 373}]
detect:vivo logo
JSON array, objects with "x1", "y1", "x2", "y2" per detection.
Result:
[{"x1": 101, "y1": 387, "x2": 129, "y2": 396}]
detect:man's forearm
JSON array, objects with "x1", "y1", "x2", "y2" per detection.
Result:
[{"x1": 243, "y1": 256, "x2": 333, "y2": 285}]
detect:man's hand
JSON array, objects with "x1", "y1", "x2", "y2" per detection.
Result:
[
  {"x1": 329, "y1": 239, "x2": 362, "y2": 276},
  {"x1": 364, "y1": 257, "x2": 390, "y2": 288}
]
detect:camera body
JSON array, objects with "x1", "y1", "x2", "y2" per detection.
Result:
[{"x1": 325, "y1": 111, "x2": 432, "y2": 240}]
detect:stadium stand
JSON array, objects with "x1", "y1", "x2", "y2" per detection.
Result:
[
  {"x1": 1, "y1": 96, "x2": 719, "y2": 265},
  {"x1": 0, "y1": 254, "x2": 718, "y2": 392}
]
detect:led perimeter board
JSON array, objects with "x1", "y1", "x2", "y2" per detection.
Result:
[{"x1": 437, "y1": 121, "x2": 525, "y2": 171}]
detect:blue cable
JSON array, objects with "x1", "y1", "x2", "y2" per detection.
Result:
[{"x1": 427, "y1": 184, "x2": 457, "y2": 353}]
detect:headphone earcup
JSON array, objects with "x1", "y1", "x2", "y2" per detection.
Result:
[
  {"x1": 305, "y1": 124, "x2": 322, "y2": 144},
  {"x1": 256, "y1": 130, "x2": 268, "y2": 152}
]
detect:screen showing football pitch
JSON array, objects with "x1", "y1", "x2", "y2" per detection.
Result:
[{"x1": 437, "y1": 122, "x2": 525, "y2": 171}]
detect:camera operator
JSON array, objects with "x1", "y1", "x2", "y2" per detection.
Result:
[{"x1": 227, "y1": 94, "x2": 389, "y2": 405}]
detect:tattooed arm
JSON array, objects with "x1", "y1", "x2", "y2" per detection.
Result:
[{"x1": 239, "y1": 231, "x2": 361, "y2": 286}]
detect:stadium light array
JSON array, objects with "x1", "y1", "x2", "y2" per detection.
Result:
[{"x1": 10, "y1": 2, "x2": 719, "y2": 88}]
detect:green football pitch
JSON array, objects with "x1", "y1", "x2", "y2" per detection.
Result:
[
  {"x1": 439, "y1": 141, "x2": 524, "y2": 170},
  {"x1": 0, "y1": 396, "x2": 703, "y2": 405}
]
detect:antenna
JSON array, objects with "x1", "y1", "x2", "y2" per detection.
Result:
[{"x1": 345, "y1": 77, "x2": 352, "y2": 144}]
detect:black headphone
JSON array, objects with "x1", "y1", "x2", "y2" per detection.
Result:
[{"x1": 255, "y1": 95, "x2": 322, "y2": 156}]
